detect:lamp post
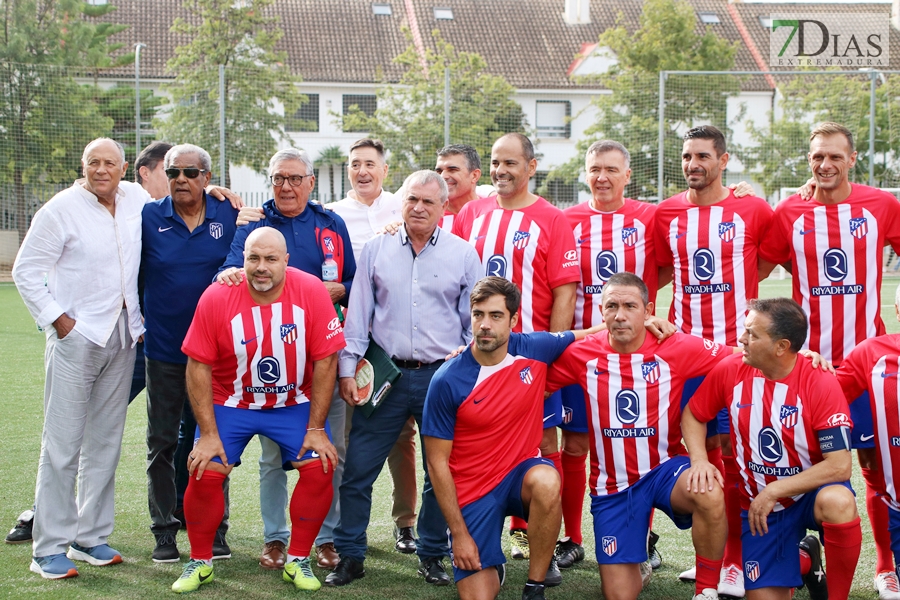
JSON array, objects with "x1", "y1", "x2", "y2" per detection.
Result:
[{"x1": 134, "y1": 43, "x2": 146, "y2": 167}]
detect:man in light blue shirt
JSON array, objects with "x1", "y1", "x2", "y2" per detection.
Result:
[{"x1": 327, "y1": 170, "x2": 481, "y2": 588}]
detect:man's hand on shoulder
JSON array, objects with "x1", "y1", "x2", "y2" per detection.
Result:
[
  {"x1": 729, "y1": 181, "x2": 755, "y2": 198},
  {"x1": 236, "y1": 206, "x2": 265, "y2": 226},
  {"x1": 645, "y1": 316, "x2": 676, "y2": 344},
  {"x1": 207, "y1": 185, "x2": 244, "y2": 209},
  {"x1": 216, "y1": 267, "x2": 245, "y2": 286},
  {"x1": 378, "y1": 221, "x2": 403, "y2": 236},
  {"x1": 799, "y1": 349, "x2": 834, "y2": 374}
]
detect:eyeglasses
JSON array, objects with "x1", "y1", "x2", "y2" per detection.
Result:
[
  {"x1": 271, "y1": 174, "x2": 312, "y2": 187},
  {"x1": 165, "y1": 168, "x2": 208, "y2": 179}
]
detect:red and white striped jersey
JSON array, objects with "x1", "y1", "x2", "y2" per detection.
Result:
[
  {"x1": 655, "y1": 191, "x2": 773, "y2": 345},
  {"x1": 546, "y1": 332, "x2": 729, "y2": 496},
  {"x1": 438, "y1": 211, "x2": 455, "y2": 233},
  {"x1": 837, "y1": 334, "x2": 900, "y2": 506},
  {"x1": 760, "y1": 185, "x2": 900, "y2": 365},
  {"x1": 564, "y1": 199, "x2": 659, "y2": 329},
  {"x1": 452, "y1": 196, "x2": 580, "y2": 333},
  {"x1": 182, "y1": 267, "x2": 346, "y2": 409},
  {"x1": 691, "y1": 353, "x2": 852, "y2": 511}
]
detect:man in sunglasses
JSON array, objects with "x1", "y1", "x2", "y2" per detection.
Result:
[{"x1": 140, "y1": 144, "x2": 240, "y2": 564}]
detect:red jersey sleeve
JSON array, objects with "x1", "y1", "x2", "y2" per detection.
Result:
[
  {"x1": 301, "y1": 274, "x2": 347, "y2": 361},
  {"x1": 545, "y1": 211, "x2": 581, "y2": 289},
  {"x1": 688, "y1": 354, "x2": 737, "y2": 422},
  {"x1": 669, "y1": 333, "x2": 732, "y2": 378},
  {"x1": 451, "y1": 201, "x2": 474, "y2": 240},
  {"x1": 807, "y1": 366, "x2": 852, "y2": 432},
  {"x1": 181, "y1": 283, "x2": 224, "y2": 366},
  {"x1": 836, "y1": 343, "x2": 870, "y2": 402},
  {"x1": 758, "y1": 199, "x2": 794, "y2": 264},
  {"x1": 545, "y1": 338, "x2": 588, "y2": 394}
]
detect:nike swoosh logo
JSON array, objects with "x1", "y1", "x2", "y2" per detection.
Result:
[
  {"x1": 543, "y1": 413, "x2": 555, "y2": 423},
  {"x1": 882, "y1": 372, "x2": 899, "y2": 378},
  {"x1": 860, "y1": 434, "x2": 875, "y2": 442},
  {"x1": 594, "y1": 369, "x2": 607, "y2": 376},
  {"x1": 158, "y1": 226, "x2": 173, "y2": 232},
  {"x1": 473, "y1": 397, "x2": 486, "y2": 404},
  {"x1": 474, "y1": 235, "x2": 486, "y2": 240},
  {"x1": 577, "y1": 237, "x2": 587, "y2": 245},
  {"x1": 199, "y1": 572, "x2": 212, "y2": 582},
  {"x1": 800, "y1": 228, "x2": 815, "y2": 235},
  {"x1": 737, "y1": 403, "x2": 753, "y2": 408},
  {"x1": 673, "y1": 463, "x2": 688, "y2": 478},
  {"x1": 675, "y1": 232, "x2": 686, "y2": 239},
  {"x1": 240, "y1": 336, "x2": 257, "y2": 345}
]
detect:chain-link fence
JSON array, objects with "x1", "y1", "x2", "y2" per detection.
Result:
[{"x1": 3, "y1": 60, "x2": 899, "y2": 264}]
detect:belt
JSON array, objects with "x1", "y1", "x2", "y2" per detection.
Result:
[{"x1": 393, "y1": 358, "x2": 444, "y2": 370}]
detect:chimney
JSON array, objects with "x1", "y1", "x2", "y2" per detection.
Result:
[{"x1": 564, "y1": 0, "x2": 591, "y2": 25}]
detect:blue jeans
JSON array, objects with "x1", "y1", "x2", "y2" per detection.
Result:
[{"x1": 334, "y1": 364, "x2": 449, "y2": 562}]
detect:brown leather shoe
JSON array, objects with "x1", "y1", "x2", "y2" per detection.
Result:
[
  {"x1": 259, "y1": 540, "x2": 286, "y2": 570},
  {"x1": 316, "y1": 542, "x2": 340, "y2": 569}
]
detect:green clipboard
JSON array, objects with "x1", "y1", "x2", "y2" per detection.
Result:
[{"x1": 354, "y1": 336, "x2": 402, "y2": 418}]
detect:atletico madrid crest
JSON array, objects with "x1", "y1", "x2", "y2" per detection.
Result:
[
  {"x1": 512, "y1": 230, "x2": 531, "y2": 250},
  {"x1": 642, "y1": 361, "x2": 660, "y2": 384},
  {"x1": 519, "y1": 366, "x2": 533, "y2": 385},
  {"x1": 280, "y1": 324, "x2": 298, "y2": 344},
  {"x1": 602, "y1": 536, "x2": 617, "y2": 556},
  {"x1": 780, "y1": 405, "x2": 799, "y2": 429},
  {"x1": 850, "y1": 217, "x2": 868, "y2": 239},
  {"x1": 622, "y1": 227, "x2": 638, "y2": 247},
  {"x1": 209, "y1": 222, "x2": 223, "y2": 239},
  {"x1": 719, "y1": 222, "x2": 735, "y2": 242},
  {"x1": 324, "y1": 236, "x2": 335, "y2": 252},
  {"x1": 745, "y1": 561, "x2": 760, "y2": 582}
]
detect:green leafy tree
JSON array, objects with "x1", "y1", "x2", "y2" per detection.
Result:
[
  {"x1": 542, "y1": 0, "x2": 740, "y2": 201},
  {"x1": 341, "y1": 29, "x2": 527, "y2": 190},
  {"x1": 95, "y1": 85, "x2": 166, "y2": 180},
  {"x1": 316, "y1": 145, "x2": 347, "y2": 203},
  {"x1": 155, "y1": 0, "x2": 304, "y2": 186},
  {"x1": 744, "y1": 72, "x2": 900, "y2": 196},
  {"x1": 0, "y1": 0, "x2": 131, "y2": 242}
]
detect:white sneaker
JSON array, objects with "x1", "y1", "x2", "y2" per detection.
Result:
[
  {"x1": 639, "y1": 560, "x2": 652, "y2": 589},
  {"x1": 679, "y1": 566, "x2": 697, "y2": 582},
  {"x1": 875, "y1": 571, "x2": 900, "y2": 600},
  {"x1": 693, "y1": 588, "x2": 718, "y2": 600},
  {"x1": 718, "y1": 564, "x2": 745, "y2": 599}
]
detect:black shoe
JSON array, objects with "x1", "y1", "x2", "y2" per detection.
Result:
[
  {"x1": 212, "y1": 531, "x2": 231, "y2": 560},
  {"x1": 647, "y1": 530, "x2": 662, "y2": 570},
  {"x1": 555, "y1": 538, "x2": 585, "y2": 569},
  {"x1": 417, "y1": 556, "x2": 451, "y2": 586},
  {"x1": 522, "y1": 582, "x2": 546, "y2": 600},
  {"x1": 544, "y1": 555, "x2": 562, "y2": 587},
  {"x1": 325, "y1": 556, "x2": 365, "y2": 587},
  {"x1": 5, "y1": 509, "x2": 34, "y2": 544},
  {"x1": 395, "y1": 526, "x2": 416, "y2": 554},
  {"x1": 152, "y1": 532, "x2": 180, "y2": 563},
  {"x1": 799, "y1": 534, "x2": 828, "y2": 600}
]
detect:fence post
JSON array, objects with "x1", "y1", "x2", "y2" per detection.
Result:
[
  {"x1": 870, "y1": 70, "x2": 876, "y2": 186},
  {"x1": 219, "y1": 64, "x2": 226, "y2": 187},
  {"x1": 444, "y1": 67, "x2": 450, "y2": 147},
  {"x1": 134, "y1": 43, "x2": 146, "y2": 165},
  {"x1": 658, "y1": 71, "x2": 666, "y2": 202}
]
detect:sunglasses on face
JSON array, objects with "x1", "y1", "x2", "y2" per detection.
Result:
[{"x1": 165, "y1": 167, "x2": 208, "y2": 179}]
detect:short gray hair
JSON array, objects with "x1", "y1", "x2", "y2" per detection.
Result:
[
  {"x1": 402, "y1": 170, "x2": 448, "y2": 204},
  {"x1": 165, "y1": 144, "x2": 212, "y2": 172},
  {"x1": 82, "y1": 138, "x2": 126, "y2": 165},
  {"x1": 268, "y1": 148, "x2": 314, "y2": 177},
  {"x1": 586, "y1": 140, "x2": 630, "y2": 168}
]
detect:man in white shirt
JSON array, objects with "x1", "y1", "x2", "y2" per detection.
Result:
[{"x1": 13, "y1": 138, "x2": 147, "y2": 580}]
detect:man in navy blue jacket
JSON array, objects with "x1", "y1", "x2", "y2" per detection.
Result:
[{"x1": 216, "y1": 148, "x2": 355, "y2": 570}]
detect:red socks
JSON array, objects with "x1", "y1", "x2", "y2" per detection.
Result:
[
  {"x1": 707, "y1": 445, "x2": 724, "y2": 476},
  {"x1": 696, "y1": 554, "x2": 724, "y2": 595},
  {"x1": 723, "y1": 454, "x2": 742, "y2": 568},
  {"x1": 862, "y1": 467, "x2": 894, "y2": 574},
  {"x1": 185, "y1": 470, "x2": 227, "y2": 561},
  {"x1": 822, "y1": 517, "x2": 861, "y2": 600},
  {"x1": 561, "y1": 452, "x2": 587, "y2": 545},
  {"x1": 288, "y1": 462, "x2": 334, "y2": 558}
]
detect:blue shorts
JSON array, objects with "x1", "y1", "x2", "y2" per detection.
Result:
[
  {"x1": 559, "y1": 384, "x2": 588, "y2": 433},
  {"x1": 198, "y1": 403, "x2": 330, "y2": 469},
  {"x1": 741, "y1": 481, "x2": 854, "y2": 590},
  {"x1": 543, "y1": 390, "x2": 563, "y2": 429},
  {"x1": 849, "y1": 391, "x2": 874, "y2": 449},
  {"x1": 451, "y1": 457, "x2": 553, "y2": 582},
  {"x1": 589, "y1": 456, "x2": 693, "y2": 564}
]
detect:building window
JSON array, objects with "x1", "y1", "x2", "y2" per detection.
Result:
[
  {"x1": 434, "y1": 7, "x2": 453, "y2": 20},
  {"x1": 372, "y1": 3, "x2": 392, "y2": 15},
  {"x1": 698, "y1": 12, "x2": 720, "y2": 24},
  {"x1": 288, "y1": 93, "x2": 319, "y2": 132},
  {"x1": 535, "y1": 101, "x2": 571, "y2": 139},
  {"x1": 534, "y1": 172, "x2": 578, "y2": 206},
  {"x1": 342, "y1": 95, "x2": 377, "y2": 132}
]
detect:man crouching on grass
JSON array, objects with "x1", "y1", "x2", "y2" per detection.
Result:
[{"x1": 172, "y1": 227, "x2": 342, "y2": 593}]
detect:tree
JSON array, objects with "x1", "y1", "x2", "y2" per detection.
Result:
[
  {"x1": 542, "y1": 0, "x2": 740, "y2": 201},
  {"x1": 744, "y1": 72, "x2": 900, "y2": 196},
  {"x1": 0, "y1": 0, "x2": 131, "y2": 242},
  {"x1": 155, "y1": 0, "x2": 304, "y2": 185},
  {"x1": 95, "y1": 85, "x2": 166, "y2": 180},
  {"x1": 316, "y1": 145, "x2": 347, "y2": 203},
  {"x1": 341, "y1": 29, "x2": 527, "y2": 191}
]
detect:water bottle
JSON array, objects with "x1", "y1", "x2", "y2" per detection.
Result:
[{"x1": 322, "y1": 252, "x2": 338, "y2": 282}]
